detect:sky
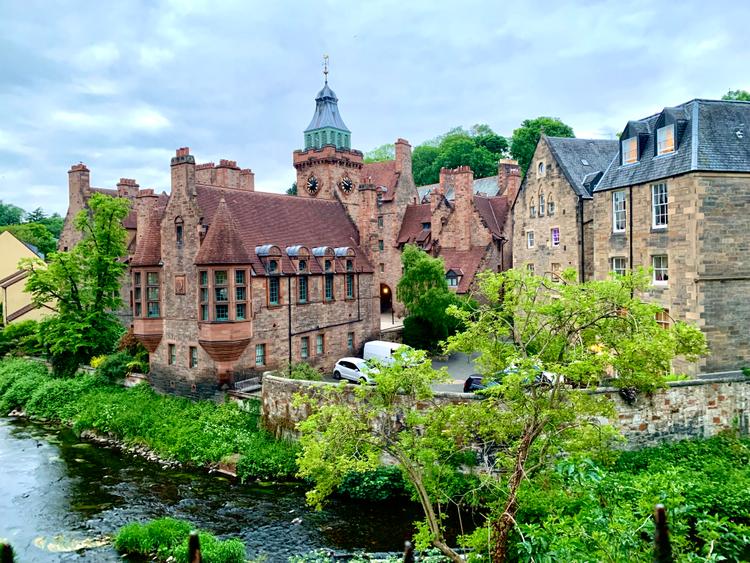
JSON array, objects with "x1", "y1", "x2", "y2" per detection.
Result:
[{"x1": 1, "y1": 0, "x2": 749, "y2": 216}]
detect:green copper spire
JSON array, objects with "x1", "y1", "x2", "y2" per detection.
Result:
[{"x1": 304, "y1": 57, "x2": 351, "y2": 150}]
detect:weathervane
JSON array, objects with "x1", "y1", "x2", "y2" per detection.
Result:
[{"x1": 323, "y1": 54, "x2": 329, "y2": 84}]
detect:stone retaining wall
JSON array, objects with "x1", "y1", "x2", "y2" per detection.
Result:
[{"x1": 262, "y1": 374, "x2": 750, "y2": 448}]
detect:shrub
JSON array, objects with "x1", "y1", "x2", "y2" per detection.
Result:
[
  {"x1": 94, "y1": 351, "x2": 132, "y2": 381},
  {"x1": 0, "y1": 320, "x2": 44, "y2": 357},
  {"x1": 89, "y1": 355, "x2": 107, "y2": 369},
  {"x1": 281, "y1": 362, "x2": 323, "y2": 381},
  {"x1": 24, "y1": 374, "x2": 101, "y2": 420},
  {"x1": 337, "y1": 466, "x2": 408, "y2": 501},
  {"x1": 0, "y1": 360, "x2": 49, "y2": 414}
]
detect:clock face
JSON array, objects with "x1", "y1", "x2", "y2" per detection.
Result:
[
  {"x1": 306, "y1": 175, "x2": 319, "y2": 195},
  {"x1": 340, "y1": 176, "x2": 354, "y2": 194}
]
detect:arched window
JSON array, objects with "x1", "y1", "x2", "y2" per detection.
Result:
[
  {"x1": 547, "y1": 194, "x2": 555, "y2": 216},
  {"x1": 174, "y1": 216, "x2": 184, "y2": 247},
  {"x1": 538, "y1": 194, "x2": 546, "y2": 217},
  {"x1": 538, "y1": 162, "x2": 545, "y2": 175}
]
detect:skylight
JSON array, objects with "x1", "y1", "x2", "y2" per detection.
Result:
[{"x1": 581, "y1": 159, "x2": 590, "y2": 166}]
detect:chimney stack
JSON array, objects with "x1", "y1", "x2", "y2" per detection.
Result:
[
  {"x1": 240, "y1": 169, "x2": 255, "y2": 191},
  {"x1": 394, "y1": 138, "x2": 412, "y2": 175},
  {"x1": 171, "y1": 147, "x2": 196, "y2": 198},
  {"x1": 215, "y1": 159, "x2": 240, "y2": 189},
  {"x1": 117, "y1": 178, "x2": 140, "y2": 198},
  {"x1": 498, "y1": 158, "x2": 521, "y2": 203}
]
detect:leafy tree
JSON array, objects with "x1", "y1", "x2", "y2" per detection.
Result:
[
  {"x1": 510, "y1": 116, "x2": 575, "y2": 174},
  {"x1": 722, "y1": 89, "x2": 750, "y2": 101},
  {"x1": 397, "y1": 245, "x2": 460, "y2": 350},
  {"x1": 412, "y1": 145, "x2": 441, "y2": 187},
  {"x1": 0, "y1": 222, "x2": 57, "y2": 256},
  {"x1": 24, "y1": 207, "x2": 46, "y2": 223},
  {"x1": 21, "y1": 194, "x2": 130, "y2": 375},
  {"x1": 37, "y1": 213, "x2": 64, "y2": 239},
  {"x1": 0, "y1": 201, "x2": 24, "y2": 226},
  {"x1": 364, "y1": 143, "x2": 395, "y2": 163},
  {"x1": 286, "y1": 182, "x2": 297, "y2": 196}
]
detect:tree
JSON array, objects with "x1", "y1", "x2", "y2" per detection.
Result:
[
  {"x1": 297, "y1": 268, "x2": 707, "y2": 562},
  {"x1": 0, "y1": 201, "x2": 24, "y2": 226},
  {"x1": 21, "y1": 194, "x2": 131, "y2": 375},
  {"x1": 510, "y1": 117, "x2": 575, "y2": 174},
  {"x1": 445, "y1": 268, "x2": 707, "y2": 560},
  {"x1": 364, "y1": 143, "x2": 395, "y2": 163},
  {"x1": 24, "y1": 207, "x2": 46, "y2": 223},
  {"x1": 412, "y1": 145, "x2": 441, "y2": 187},
  {"x1": 0, "y1": 223, "x2": 57, "y2": 256},
  {"x1": 286, "y1": 182, "x2": 297, "y2": 196},
  {"x1": 722, "y1": 89, "x2": 750, "y2": 101},
  {"x1": 37, "y1": 213, "x2": 64, "y2": 239},
  {"x1": 397, "y1": 245, "x2": 460, "y2": 351}
]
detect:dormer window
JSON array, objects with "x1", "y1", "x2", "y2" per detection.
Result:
[
  {"x1": 656, "y1": 124, "x2": 675, "y2": 155},
  {"x1": 298, "y1": 259, "x2": 307, "y2": 273},
  {"x1": 324, "y1": 259, "x2": 332, "y2": 272},
  {"x1": 446, "y1": 270, "x2": 460, "y2": 287},
  {"x1": 267, "y1": 259, "x2": 279, "y2": 274},
  {"x1": 421, "y1": 222, "x2": 431, "y2": 230},
  {"x1": 621, "y1": 137, "x2": 638, "y2": 164}
]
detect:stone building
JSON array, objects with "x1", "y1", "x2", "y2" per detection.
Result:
[
  {"x1": 592, "y1": 99, "x2": 750, "y2": 375},
  {"x1": 396, "y1": 160, "x2": 520, "y2": 294},
  {"x1": 512, "y1": 136, "x2": 618, "y2": 280}
]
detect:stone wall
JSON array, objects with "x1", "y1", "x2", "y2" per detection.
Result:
[{"x1": 262, "y1": 374, "x2": 750, "y2": 448}]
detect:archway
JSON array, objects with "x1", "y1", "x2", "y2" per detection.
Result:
[{"x1": 380, "y1": 283, "x2": 393, "y2": 313}]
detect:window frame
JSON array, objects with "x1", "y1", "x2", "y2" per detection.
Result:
[
  {"x1": 612, "y1": 190, "x2": 627, "y2": 233},
  {"x1": 301, "y1": 336, "x2": 309, "y2": 359},
  {"x1": 168, "y1": 343, "x2": 176, "y2": 366},
  {"x1": 324, "y1": 274, "x2": 334, "y2": 302},
  {"x1": 146, "y1": 271, "x2": 160, "y2": 318},
  {"x1": 298, "y1": 275, "x2": 308, "y2": 304},
  {"x1": 316, "y1": 334, "x2": 325, "y2": 355},
  {"x1": 268, "y1": 276, "x2": 280, "y2": 306},
  {"x1": 610, "y1": 256, "x2": 627, "y2": 276},
  {"x1": 621, "y1": 137, "x2": 638, "y2": 165},
  {"x1": 652, "y1": 255, "x2": 669, "y2": 285},
  {"x1": 655, "y1": 309, "x2": 671, "y2": 329},
  {"x1": 526, "y1": 230, "x2": 535, "y2": 249},
  {"x1": 651, "y1": 183, "x2": 669, "y2": 229},
  {"x1": 255, "y1": 343, "x2": 266, "y2": 367},
  {"x1": 538, "y1": 193, "x2": 545, "y2": 217},
  {"x1": 550, "y1": 227, "x2": 560, "y2": 247},
  {"x1": 189, "y1": 346, "x2": 198, "y2": 368},
  {"x1": 656, "y1": 124, "x2": 675, "y2": 156}
]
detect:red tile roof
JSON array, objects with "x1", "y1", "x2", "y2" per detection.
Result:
[
  {"x1": 195, "y1": 197, "x2": 252, "y2": 265},
  {"x1": 130, "y1": 196, "x2": 165, "y2": 267},
  {"x1": 439, "y1": 247, "x2": 487, "y2": 293},
  {"x1": 195, "y1": 185, "x2": 373, "y2": 273},
  {"x1": 396, "y1": 203, "x2": 431, "y2": 245},
  {"x1": 473, "y1": 195, "x2": 509, "y2": 240},
  {"x1": 362, "y1": 161, "x2": 399, "y2": 201}
]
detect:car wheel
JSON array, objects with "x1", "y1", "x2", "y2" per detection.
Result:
[{"x1": 333, "y1": 370, "x2": 341, "y2": 380}]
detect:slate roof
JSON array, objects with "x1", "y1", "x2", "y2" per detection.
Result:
[
  {"x1": 543, "y1": 136, "x2": 619, "y2": 197},
  {"x1": 194, "y1": 185, "x2": 372, "y2": 274},
  {"x1": 305, "y1": 82, "x2": 350, "y2": 133},
  {"x1": 595, "y1": 99, "x2": 750, "y2": 192},
  {"x1": 417, "y1": 175, "x2": 500, "y2": 202}
]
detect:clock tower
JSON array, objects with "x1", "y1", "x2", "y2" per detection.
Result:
[{"x1": 293, "y1": 60, "x2": 363, "y2": 201}]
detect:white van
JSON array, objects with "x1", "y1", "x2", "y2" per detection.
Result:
[{"x1": 362, "y1": 340, "x2": 410, "y2": 366}]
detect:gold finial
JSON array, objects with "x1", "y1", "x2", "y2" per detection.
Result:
[{"x1": 323, "y1": 54, "x2": 329, "y2": 84}]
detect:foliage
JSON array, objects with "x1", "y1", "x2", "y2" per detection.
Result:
[
  {"x1": 411, "y1": 125, "x2": 509, "y2": 186},
  {"x1": 444, "y1": 267, "x2": 708, "y2": 560},
  {"x1": 0, "y1": 222, "x2": 57, "y2": 256},
  {"x1": 0, "y1": 320, "x2": 44, "y2": 357},
  {"x1": 115, "y1": 517, "x2": 246, "y2": 563},
  {"x1": 722, "y1": 89, "x2": 750, "y2": 101},
  {"x1": 27, "y1": 209, "x2": 64, "y2": 239},
  {"x1": 0, "y1": 358, "x2": 299, "y2": 481},
  {"x1": 281, "y1": 361, "x2": 324, "y2": 381},
  {"x1": 397, "y1": 245, "x2": 462, "y2": 351},
  {"x1": 364, "y1": 143, "x2": 395, "y2": 163},
  {"x1": 89, "y1": 355, "x2": 107, "y2": 369},
  {"x1": 94, "y1": 351, "x2": 132, "y2": 381},
  {"x1": 21, "y1": 193, "x2": 131, "y2": 375},
  {"x1": 742, "y1": 366, "x2": 750, "y2": 378},
  {"x1": 337, "y1": 465, "x2": 408, "y2": 501},
  {"x1": 117, "y1": 328, "x2": 150, "y2": 373},
  {"x1": 287, "y1": 182, "x2": 297, "y2": 196},
  {"x1": 0, "y1": 200, "x2": 24, "y2": 226},
  {"x1": 510, "y1": 117, "x2": 575, "y2": 174}
]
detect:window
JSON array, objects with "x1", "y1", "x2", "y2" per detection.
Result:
[
  {"x1": 298, "y1": 259, "x2": 307, "y2": 273},
  {"x1": 652, "y1": 183, "x2": 668, "y2": 228},
  {"x1": 657, "y1": 124, "x2": 675, "y2": 155},
  {"x1": 324, "y1": 274, "x2": 334, "y2": 301},
  {"x1": 378, "y1": 215, "x2": 384, "y2": 228},
  {"x1": 175, "y1": 217, "x2": 184, "y2": 248},
  {"x1": 539, "y1": 194, "x2": 545, "y2": 216},
  {"x1": 168, "y1": 344, "x2": 176, "y2": 366},
  {"x1": 199, "y1": 270, "x2": 209, "y2": 321},
  {"x1": 347, "y1": 332, "x2": 354, "y2": 352},
  {"x1": 214, "y1": 270, "x2": 229, "y2": 320},
  {"x1": 538, "y1": 162, "x2": 545, "y2": 175},
  {"x1": 655, "y1": 309, "x2": 671, "y2": 329},
  {"x1": 147, "y1": 272, "x2": 160, "y2": 318},
  {"x1": 269, "y1": 277, "x2": 280, "y2": 306},
  {"x1": 612, "y1": 191, "x2": 627, "y2": 233},
  {"x1": 378, "y1": 239, "x2": 384, "y2": 251},
  {"x1": 133, "y1": 272, "x2": 142, "y2": 317},
  {"x1": 530, "y1": 205, "x2": 536, "y2": 218},
  {"x1": 346, "y1": 273, "x2": 354, "y2": 299},
  {"x1": 621, "y1": 137, "x2": 638, "y2": 164},
  {"x1": 235, "y1": 269, "x2": 247, "y2": 320},
  {"x1": 446, "y1": 271, "x2": 459, "y2": 287},
  {"x1": 547, "y1": 197, "x2": 555, "y2": 216},
  {"x1": 421, "y1": 222, "x2": 431, "y2": 230},
  {"x1": 189, "y1": 346, "x2": 198, "y2": 368},
  {"x1": 526, "y1": 263, "x2": 535, "y2": 274},
  {"x1": 652, "y1": 255, "x2": 668, "y2": 284},
  {"x1": 267, "y1": 259, "x2": 278, "y2": 274},
  {"x1": 316, "y1": 334, "x2": 324, "y2": 355},
  {"x1": 298, "y1": 276, "x2": 308, "y2": 303},
  {"x1": 610, "y1": 257, "x2": 627, "y2": 276},
  {"x1": 324, "y1": 259, "x2": 332, "y2": 272},
  {"x1": 301, "y1": 336, "x2": 309, "y2": 359},
  {"x1": 527, "y1": 230, "x2": 535, "y2": 249},
  {"x1": 255, "y1": 343, "x2": 266, "y2": 366},
  {"x1": 379, "y1": 263, "x2": 385, "y2": 273},
  {"x1": 551, "y1": 227, "x2": 560, "y2": 247}
]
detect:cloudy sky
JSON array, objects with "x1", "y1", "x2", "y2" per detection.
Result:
[{"x1": 1, "y1": 0, "x2": 748, "y2": 215}]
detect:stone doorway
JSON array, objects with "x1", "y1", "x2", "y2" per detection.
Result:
[{"x1": 379, "y1": 283, "x2": 393, "y2": 313}]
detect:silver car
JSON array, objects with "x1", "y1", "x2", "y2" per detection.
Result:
[{"x1": 333, "y1": 357, "x2": 375, "y2": 384}]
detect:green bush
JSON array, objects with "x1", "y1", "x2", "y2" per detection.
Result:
[
  {"x1": 94, "y1": 351, "x2": 132, "y2": 381},
  {"x1": 284, "y1": 361, "x2": 323, "y2": 381},
  {"x1": 0, "y1": 361, "x2": 48, "y2": 414},
  {"x1": 337, "y1": 466, "x2": 408, "y2": 501},
  {"x1": 0, "y1": 320, "x2": 44, "y2": 357},
  {"x1": 24, "y1": 374, "x2": 101, "y2": 420},
  {"x1": 172, "y1": 532, "x2": 246, "y2": 563}
]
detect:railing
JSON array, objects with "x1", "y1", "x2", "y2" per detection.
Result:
[{"x1": 234, "y1": 377, "x2": 261, "y2": 393}]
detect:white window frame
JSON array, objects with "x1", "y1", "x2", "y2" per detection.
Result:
[
  {"x1": 651, "y1": 183, "x2": 668, "y2": 229},
  {"x1": 656, "y1": 124, "x2": 675, "y2": 156},
  {"x1": 610, "y1": 256, "x2": 627, "y2": 276},
  {"x1": 538, "y1": 194, "x2": 545, "y2": 217},
  {"x1": 652, "y1": 255, "x2": 669, "y2": 285},
  {"x1": 621, "y1": 137, "x2": 638, "y2": 164},
  {"x1": 526, "y1": 230, "x2": 535, "y2": 249},
  {"x1": 530, "y1": 204, "x2": 536, "y2": 218},
  {"x1": 550, "y1": 227, "x2": 560, "y2": 247},
  {"x1": 612, "y1": 190, "x2": 626, "y2": 233}
]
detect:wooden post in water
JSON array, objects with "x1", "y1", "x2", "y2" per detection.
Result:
[
  {"x1": 1, "y1": 543, "x2": 14, "y2": 563},
  {"x1": 188, "y1": 531, "x2": 201, "y2": 563},
  {"x1": 403, "y1": 540, "x2": 415, "y2": 563},
  {"x1": 653, "y1": 504, "x2": 673, "y2": 563}
]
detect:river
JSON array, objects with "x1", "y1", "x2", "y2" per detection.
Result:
[{"x1": 0, "y1": 417, "x2": 430, "y2": 562}]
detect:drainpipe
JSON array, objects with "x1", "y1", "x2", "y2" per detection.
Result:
[
  {"x1": 629, "y1": 186, "x2": 634, "y2": 297},
  {"x1": 287, "y1": 275, "x2": 292, "y2": 373},
  {"x1": 578, "y1": 196, "x2": 585, "y2": 282}
]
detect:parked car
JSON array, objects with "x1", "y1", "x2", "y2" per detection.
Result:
[
  {"x1": 463, "y1": 375, "x2": 499, "y2": 393},
  {"x1": 333, "y1": 357, "x2": 376, "y2": 384},
  {"x1": 363, "y1": 340, "x2": 412, "y2": 366},
  {"x1": 463, "y1": 367, "x2": 563, "y2": 393}
]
